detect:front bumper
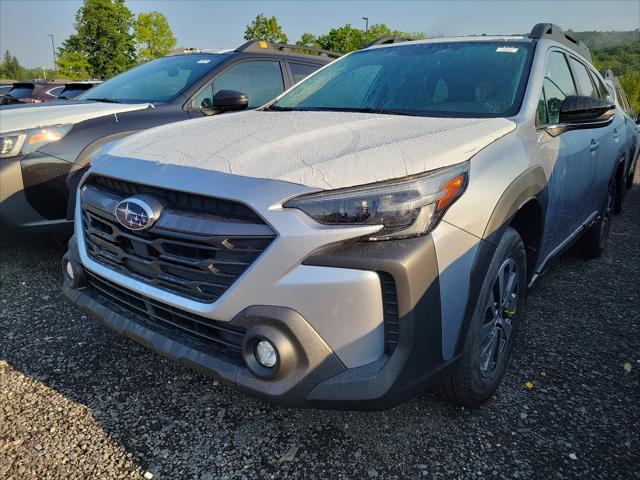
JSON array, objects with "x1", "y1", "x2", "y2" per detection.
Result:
[
  {"x1": 64, "y1": 230, "x2": 461, "y2": 410},
  {"x1": 63, "y1": 158, "x2": 487, "y2": 409},
  {"x1": 0, "y1": 152, "x2": 73, "y2": 239}
]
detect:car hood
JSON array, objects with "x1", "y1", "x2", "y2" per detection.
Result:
[
  {"x1": 0, "y1": 100, "x2": 152, "y2": 133},
  {"x1": 106, "y1": 110, "x2": 516, "y2": 190}
]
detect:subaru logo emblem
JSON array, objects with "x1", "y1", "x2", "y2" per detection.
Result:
[{"x1": 115, "y1": 196, "x2": 158, "y2": 230}]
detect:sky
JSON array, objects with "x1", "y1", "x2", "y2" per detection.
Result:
[{"x1": 1, "y1": 0, "x2": 639, "y2": 69}]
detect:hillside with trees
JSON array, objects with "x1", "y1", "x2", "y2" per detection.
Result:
[{"x1": 568, "y1": 29, "x2": 639, "y2": 49}]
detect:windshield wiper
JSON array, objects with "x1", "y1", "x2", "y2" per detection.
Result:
[
  {"x1": 266, "y1": 105, "x2": 296, "y2": 111},
  {"x1": 86, "y1": 98, "x2": 121, "y2": 103},
  {"x1": 266, "y1": 105, "x2": 412, "y2": 116}
]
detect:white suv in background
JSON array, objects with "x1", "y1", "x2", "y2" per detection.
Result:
[{"x1": 63, "y1": 24, "x2": 627, "y2": 409}]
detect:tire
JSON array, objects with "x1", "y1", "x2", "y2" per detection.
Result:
[
  {"x1": 436, "y1": 227, "x2": 526, "y2": 407},
  {"x1": 577, "y1": 177, "x2": 615, "y2": 259}
]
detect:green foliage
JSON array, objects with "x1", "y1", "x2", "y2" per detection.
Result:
[
  {"x1": 56, "y1": 50, "x2": 92, "y2": 80},
  {"x1": 592, "y1": 43, "x2": 640, "y2": 76},
  {"x1": 296, "y1": 32, "x2": 320, "y2": 48},
  {"x1": 0, "y1": 50, "x2": 47, "y2": 80},
  {"x1": 244, "y1": 14, "x2": 288, "y2": 44},
  {"x1": 568, "y1": 29, "x2": 640, "y2": 50},
  {"x1": 0, "y1": 50, "x2": 25, "y2": 79},
  {"x1": 57, "y1": 0, "x2": 137, "y2": 79},
  {"x1": 316, "y1": 24, "x2": 364, "y2": 53},
  {"x1": 297, "y1": 23, "x2": 427, "y2": 54},
  {"x1": 619, "y1": 70, "x2": 640, "y2": 113},
  {"x1": 134, "y1": 11, "x2": 177, "y2": 63},
  {"x1": 592, "y1": 42, "x2": 640, "y2": 112}
]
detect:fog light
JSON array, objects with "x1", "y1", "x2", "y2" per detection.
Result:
[
  {"x1": 255, "y1": 339, "x2": 277, "y2": 368},
  {"x1": 65, "y1": 260, "x2": 75, "y2": 280}
]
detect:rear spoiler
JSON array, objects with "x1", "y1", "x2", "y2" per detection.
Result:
[{"x1": 10, "y1": 82, "x2": 36, "y2": 90}]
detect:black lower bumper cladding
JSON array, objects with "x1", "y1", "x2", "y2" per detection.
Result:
[{"x1": 63, "y1": 233, "x2": 457, "y2": 410}]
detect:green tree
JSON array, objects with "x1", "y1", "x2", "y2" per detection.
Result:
[
  {"x1": 311, "y1": 23, "x2": 427, "y2": 54},
  {"x1": 0, "y1": 50, "x2": 27, "y2": 80},
  {"x1": 244, "y1": 14, "x2": 288, "y2": 44},
  {"x1": 58, "y1": 0, "x2": 136, "y2": 79},
  {"x1": 56, "y1": 50, "x2": 92, "y2": 80},
  {"x1": 316, "y1": 24, "x2": 364, "y2": 53},
  {"x1": 134, "y1": 11, "x2": 177, "y2": 62},
  {"x1": 296, "y1": 32, "x2": 320, "y2": 48}
]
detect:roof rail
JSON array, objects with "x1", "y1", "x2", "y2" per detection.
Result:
[
  {"x1": 235, "y1": 40, "x2": 341, "y2": 59},
  {"x1": 165, "y1": 47, "x2": 223, "y2": 56},
  {"x1": 528, "y1": 23, "x2": 592, "y2": 61},
  {"x1": 364, "y1": 35, "x2": 412, "y2": 49}
]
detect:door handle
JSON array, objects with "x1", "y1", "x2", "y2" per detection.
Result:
[{"x1": 590, "y1": 140, "x2": 600, "y2": 152}]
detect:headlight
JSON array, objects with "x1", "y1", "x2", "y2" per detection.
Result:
[
  {"x1": 0, "y1": 124, "x2": 72, "y2": 159},
  {"x1": 284, "y1": 162, "x2": 468, "y2": 241}
]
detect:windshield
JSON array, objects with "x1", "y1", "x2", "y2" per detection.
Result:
[
  {"x1": 80, "y1": 54, "x2": 229, "y2": 103},
  {"x1": 273, "y1": 42, "x2": 533, "y2": 117}
]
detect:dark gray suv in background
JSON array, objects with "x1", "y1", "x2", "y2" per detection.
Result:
[{"x1": 0, "y1": 41, "x2": 338, "y2": 239}]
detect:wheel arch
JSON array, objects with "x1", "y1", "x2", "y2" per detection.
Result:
[
  {"x1": 451, "y1": 166, "x2": 547, "y2": 357},
  {"x1": 482, "y1": 165, "x2": 547, "y2": 281}
]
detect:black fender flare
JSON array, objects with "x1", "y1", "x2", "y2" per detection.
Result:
[{"x1": 452, "y1": 165, "x2": 548, "y2": 357}]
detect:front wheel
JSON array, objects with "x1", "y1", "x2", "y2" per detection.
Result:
[{"x1": 436, "y1": 227, "x2": 526, "y2": 407}]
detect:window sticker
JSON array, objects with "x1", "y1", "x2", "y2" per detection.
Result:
[
  {"x1": 496, "y1": 46, "x2": 519, "y2": 53},
  {"x1": 197, "y1": 59, "x2": 211, "y2": 64}
]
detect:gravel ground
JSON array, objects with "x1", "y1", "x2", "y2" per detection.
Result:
[{"x1": 1, "y1": 171, "x2": 639, "y2": 480}]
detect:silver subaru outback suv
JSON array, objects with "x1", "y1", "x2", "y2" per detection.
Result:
[{"x1": 63, "y1": 24, "x2": 628, "y2": 409}]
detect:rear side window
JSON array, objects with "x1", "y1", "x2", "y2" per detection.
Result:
[
  {"x1": 588, "y1": 71, "x2": 610, "y2": 101},
  {"x1": 289, "y1": 63, "x2": 319, "y2": 84},
  {"x1": 569, "y1": 58, "x2": 597, "y2": 97},
  {"x1": 537, "y1": 51, "x2": 577, "y2": 126}
]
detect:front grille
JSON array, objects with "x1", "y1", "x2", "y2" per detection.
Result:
[
  {"x1": 380, "y1": 273, "x2": 399, "y2": 354},
  {"x1": 80, "y1": 175, "x2": 276, "y2": 303},
  {"x1": 88, "y1": 175, "x2": 262, "y2": 222},
  {"x1": 86, "y1": 271, "x2": 245, "y2": 362}
]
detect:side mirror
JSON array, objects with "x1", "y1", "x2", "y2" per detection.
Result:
[
  {"x1": 212, "y1": 90, "x2": 248, "y2": 112},
  {"x1": 559, "y1": 95, "x2": 615, "y2": 125}
]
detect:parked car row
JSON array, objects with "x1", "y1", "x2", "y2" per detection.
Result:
[
  {"x1": 601, "y1": 68, "x2": 639, "y2": 192},
  {"x1": 3, "y1": 26, "x2": 640, "y2": 410},
  {"x1": 0, "y1": 79, "x2": 101, "y2": 105}
]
